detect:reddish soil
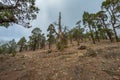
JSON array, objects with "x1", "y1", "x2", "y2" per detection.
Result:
[{"x1": 0, "y1": 41, "x2": 120, "y2": 80}]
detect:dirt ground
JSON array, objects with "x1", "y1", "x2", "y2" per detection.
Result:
[{"x1": 0, "y1": 41, "x2": 120, "y2": 80}]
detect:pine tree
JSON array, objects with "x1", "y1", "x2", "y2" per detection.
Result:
[
  {"x1": 47, "y1": 24, "x2": 56, "y2": 49},
  {"x1": 0, "y1": 0, "x2": 39, "y2": 28},
  {"x1": 17, "y1": 37, "x2": 26, "y2": 52}
]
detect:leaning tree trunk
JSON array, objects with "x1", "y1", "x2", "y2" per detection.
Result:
[
  {"x1": 102, "y1": 20, "x2": 113, "y2": 42},
  {"x1": 105, "y1": 28, "x2": 113, "y2": 42}
]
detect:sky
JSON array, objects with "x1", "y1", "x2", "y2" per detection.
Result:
[{"x1": 0, "y1": 0, "x2": 104, "y2": 42}]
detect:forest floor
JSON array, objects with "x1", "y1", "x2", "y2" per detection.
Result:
[{"x1": 0, "y1": 40, "x2": 120, "y2": 80}]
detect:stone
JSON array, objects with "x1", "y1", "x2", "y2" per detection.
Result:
[{"x1": 78, "y1": 45, "x2": 87, "y2": 50}]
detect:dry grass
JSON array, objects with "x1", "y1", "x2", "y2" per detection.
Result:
[{"x1": 0, "y1": 40, "x2": 120, "y2": 80}]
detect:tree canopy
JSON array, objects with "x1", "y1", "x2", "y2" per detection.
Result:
[{"x1": 0, "y1": 0, "x2": 39, "y2": 28}]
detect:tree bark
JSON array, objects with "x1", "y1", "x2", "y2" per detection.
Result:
[
  {"x1": 102, "y1": 19, "x2": 113, "y2": 42},
  {"x1": 89, "y1": 26, "x2": 95, "y2": 44},
  {"x1": 113, "y1": 26, "x2": 119, "y2": 42}
]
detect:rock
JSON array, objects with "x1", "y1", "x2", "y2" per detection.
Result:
[
  {"x1": 46, "y1": 49, "x2": 52, "y2": 54},
  {"x1": 119, "y1": 67, "x2": 120, "y2": 70},
  {"x1": 113, "y1": 76, "x2": 119, "y2": 80},
  {"x1": 78, "y1": 45, "x2": 87, "y2": 50},
  {"x1": 85, "y1": 48, "x2": 97, "y2": 57}
]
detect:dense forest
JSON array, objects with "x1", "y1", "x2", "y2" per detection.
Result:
[{"x1": 0, "y1": 0, "x2": 120, "y2": 80}]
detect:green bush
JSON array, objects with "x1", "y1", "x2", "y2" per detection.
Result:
[
  {"x1": 0, "y1": 39, "x2": 17, "y2": 56},
  {"x1": 56, "y1": 42, "x2": 65, "y2": 51},
  {"x1": 56, "y1": 38, "x2": 68, "y2": 51}
]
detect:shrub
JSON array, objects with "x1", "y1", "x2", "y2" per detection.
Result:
[
  {"x1": 85, "y1": 48, "x2": 97, "y2": 57},
  {"x1": 0, "y1": 39, "x2": 17, "y2": 56}
]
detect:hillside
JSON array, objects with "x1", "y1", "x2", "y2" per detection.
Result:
[{"x1": 0, "y1": 41, "x2": 120, "y2": 80}]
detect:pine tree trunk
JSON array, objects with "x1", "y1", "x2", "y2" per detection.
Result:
[
  {"x1": 102, "y1": 20, "x2": 113, "y2": 42},
  {"x1": 19, "y1": 46, "x2": 23, "y2": 52},
  {"x1": 48, "y1": 43, "x2": 51, "y2": 49},
  {"x1": 95, "y1": 27, "x2": 100, "y2": 42},
  {"x1": 113, "y1": 27, "x2": 119, "y2": 42},
  {"x1": 33, "y1": 39, "x2": 37, "y2": 51},
  {"x1": 89, "y1": 26, "x2": 95, "y2": 44}
]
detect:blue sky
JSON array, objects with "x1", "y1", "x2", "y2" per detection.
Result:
[{"x1": 0, "y1": 0, "x2": 104, "y2": 41}]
